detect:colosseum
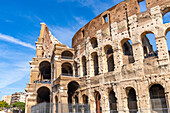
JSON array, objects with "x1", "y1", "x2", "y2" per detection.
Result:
[{"x1": 25, "y1": 0, "x2": 170, "y2": 113}]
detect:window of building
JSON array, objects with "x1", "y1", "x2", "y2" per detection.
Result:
[
  {"x1": 138, "y1": 0, "x2": 147, "y2": 13},
  {"x1": 82, "y1": 30, "x2": 85, "y2": 37},
  {"x1": 103, "y1": 14, "x2": 108, "y2": 23}
]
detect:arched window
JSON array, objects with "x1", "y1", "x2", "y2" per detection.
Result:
[
  {"x1": 74, "y1": 61, "x2": 78, "y2": 77},
  {"x1": 61, "y1": 62, "x2": 73, "y2": 76},
  {"x1": 39, "y1": 61, "x2": 51, "y2": 81},
  {"x1": 37, "y1": 87, "x2": 50, "y2": 103},
  {"x1": 109, "y1": 90, "x2": 117, "y2": 112},
  {"x1": 149, "y1": 84, "x2": 167, "y2": 113},
  {"x1": 67, "y1": 81, "x2": 79, "y2": 104},
  {"x1": 83, "y1": 95, "x2": 88, "y2": 104},
  {"x1": 61, "y1": 50, "x2": 73, "y2": 59},
  {"x1": 121, "y1": 39, "x2": 135, "y2": 65},
  {"x1": 96, "y1": 92, "x2": 101, "y2": 113},
  {"x1": 82, "y1": 56, "x2": 87, "y2": 76},
  {"x1": 91, "y1": 52, "x2": 99, "y2": 75},
  {"x1": 163, "y1": 9, "x2": 170, "y2": 24},
  {"x1": 141, "y1": 32, "x2": 158, "y2": 58},
  {"x1": 165, "y1": 29, "x2": 170, "y2": 57},
  {"x1": 126, "y1": 88, "x2": 138, "y2": 113},
  {"x1": 104, "y1": 45, "x2": 114, "y2": 72},
  {"x1": 90, "y1": 37, "x2": 98, "y2": 49}
]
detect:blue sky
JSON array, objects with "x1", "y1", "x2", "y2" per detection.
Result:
[
  {"x1": 0, "y1": 0, "x2": 169, "y2": 100},
  {"x1": 0, "y1": 0, "x2": 125, "y2": 100}
]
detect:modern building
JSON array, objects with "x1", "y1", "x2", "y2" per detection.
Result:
[
  {"x1": 25, "y1": 0, "x2": 170, "y2": 113},
  {"x1": 11, "y1": 92, "x2": 26, "y2": 105},
  {"x1": 2, "y1": 95, "x2": 11, "y2": 105}
]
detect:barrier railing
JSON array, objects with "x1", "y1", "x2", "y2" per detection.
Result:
[{"x1": 31, "y1": 102, "x2": 170, "y2": 113}]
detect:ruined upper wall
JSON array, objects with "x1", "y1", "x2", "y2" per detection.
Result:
[
  {"x1": 72, "y1": 0, "x2": 170, "y2": 49},
  {"x1": 35, "y1": 23, "x2": 63, "y2": 58}
]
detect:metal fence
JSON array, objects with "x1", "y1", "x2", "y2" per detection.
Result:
[
  {"x1": 31, "y1": 102, "x2": 170, "y2": 113},
  {"x1": 31, "y1": 103, "x2": 90, "y2": 113}
]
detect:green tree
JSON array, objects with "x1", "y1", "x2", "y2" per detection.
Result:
[
  {"x1": 12, "y1": 102, "x2": 25, "y2": 111},
  {"x1": 0, "y1": 100, "x2": 9, "y2": 108}
]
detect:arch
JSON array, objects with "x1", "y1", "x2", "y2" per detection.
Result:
[
  {"x1": 82, "y1": 56, "x2": 87, "y2": 76},
  {"x1": 37, "y1": 86, "x2": 50, "y2": 104},
  {"x1": 120, "y1": 38, "x2": 135, "y2": 65},
  {"x1": 126, "y1": 87, "x2": 138, "y2": 113},
  {"x1": 83, "y1": 95, "x2": 88, "y2": 104},
  {"x1": 73, "y1": 61, "x2": 78, "y2": 77},
  {"x1": 95, "y1": 92, "x2": 102, "y2": 113},
  {"x1": 165, "y1": 28, "x2": 170, "y2": 53},
  {"x1": 61, "y1": 62, "x2": 73, "y2": 76},
  {"x1": 104, "y1": 45, "x2": 114, "y2": 72},
  {"x1": 90, "y1": 37, "x2": 98, "y2": 49},
  {"x1": 162, "y1": 7, "x2": 170, "y2": 24},
  {"x1": 39, "y1": 61, "x2": 51, "y2": 81},
  {"x1": 91, "y1": 52, "x2": 99, "y2": 75},
  {"x1": 140, "y1": 31, "x2": 158, "y2": 58},
  {"x1": 109, "y1": 90, "x2": 118, "y2": 112},
  {"x1": 61, "y1": 50, "x2": 73, "y2": 59},
  {"x1": 67, "y1": 81, "x2": 80, "y2": 104},
  {"x1": 149, "y1": 84, "x2": 167, "y2": 112}
]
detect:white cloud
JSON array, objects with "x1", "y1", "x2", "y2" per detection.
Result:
[
  {"x1": 58, "y1": 0, "x2": 124, "y2": 15},
  {"x1": 0, "y1": 61, "x2": 30, "y2": 89},
  {"x1": 49, "y1": 16, "x2": 88, "y2": 47},
  {"x1": 49, "y1": 26, "x2": 75, "y2": 47},
  {"x1": 0, "y1": 33, "x2": 36, "y2": 50},
  {"x1": 73, "y1": 16, "x2": 88, "y2": 26}
]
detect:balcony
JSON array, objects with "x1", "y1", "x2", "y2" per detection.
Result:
[
  {"x1": 61, "y1": 56, "x2": 73, "y2": 60},
  {"x1": 33, "y1": 79, "x2": 51, "y2": 84}
]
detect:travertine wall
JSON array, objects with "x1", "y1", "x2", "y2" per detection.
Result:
[{"x1": 25, "y1": 0, "x2": 170, "y2": 113}]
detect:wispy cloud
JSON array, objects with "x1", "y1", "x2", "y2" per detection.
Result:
[
  {"x1": 73, "y1": 16, "x2": 88, "y2": 27},
  {"x1": 49, "y1": 16, "x2": 88, "y2": 47},
  {"x1": 58, "y1": 0, "x2": 124, "y2": 15},
  {"x1": 0, "y1": 61, "x2": 30, "y2": 89},
  {"x1": 49, "y1": 26, "x2": 75, "y2": 47},
  {"x1": 0, "y1": 33, "x2": 36, "y2": 50}
]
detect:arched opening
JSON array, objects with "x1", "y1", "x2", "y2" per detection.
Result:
[
  {"x1": 121, "y1": 39, "x2": 135, "y2": 65},
  {"x1": 165, "y1": 29, "x2": 170, "y2": 57},
  {"x1": 61, "y1": 50, "x2": 73, "y2": 59},
  {"x1": 109, "y1": 90, "x2": 117, "y2": 113},
  {"x1": 39, "y1": 61, "x2": 51, "y2": 82},
  {"x1": 96, "y1": 92, "x2": 102, "y2": 113},
  {"x1": 83, "y1": 95, "x2": 88, "y2": 104},
  {"x1": 149, "y1": 84, "x2": 167, "y2": 113},
  {"x1": 67, "y1": 81, "x2": 79, "y2": 104},
  {"x1": 55, "y1": 96, "x2": 58, "y2": 103},
  {"x1": 126, "y1": 88, "x2": 138, "y2": 113},
  {"x1": 141, "y1": 32, "x2": 158, "y2": 58},
  {"x1": 73, "y1": 61, "x2": 78, "y2": 77},
  {"x1": 104, "y1": 45, "x2": 114, "y2": 72},
  {"x1": 163, "y1": 8, "x2": 170, "y2": 24},
  {"x1": 37, "y1": 87, "x2": 50, "y2": 104},
  {"x1": 82, "y1": 56, "x2": 87, "y2": 76},
  {"x1": 91, "y1": 52, "x2": 99, "y2": 75},
  {"x1": 90, "y1": 37, "x2": 98, "y2": 49},
  {"x1": 61, "y1": 62, "x2": 73, "y2": 76},
  {"x1": 75, "y1": 95, "x2": 79, "y2": 104}
]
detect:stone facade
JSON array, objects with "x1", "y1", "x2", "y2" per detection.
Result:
[{"x1": 25, "y1": 0, "x2": 170, "y2": 113}]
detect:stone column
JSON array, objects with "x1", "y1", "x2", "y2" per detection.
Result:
[
  {"x1": 101, "y1": 88, "x2": 110, "y2": 113},
  {"x1": 113, "y1": 48, "x2": 123, "y2": 72},
  {"x1": 96, "y1": 30, "x2": 103, "y2": 75},
  {"x1": 155, "y1": 36, "x2": 169, "y2": 66},
  {"x1": 132, "y1": 42, "x2": 144, "y2": 65},
  {"x1": 54, "y1": 55, "x2": 61, "y2": 78}
]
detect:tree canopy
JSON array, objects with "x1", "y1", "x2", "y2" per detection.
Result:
[
  {"x1": 0, "y1": 101, "x2": 10, "y2": 108},
  {"x1": 12, "y1": 102, "x2": 25, "y2": 111}
]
